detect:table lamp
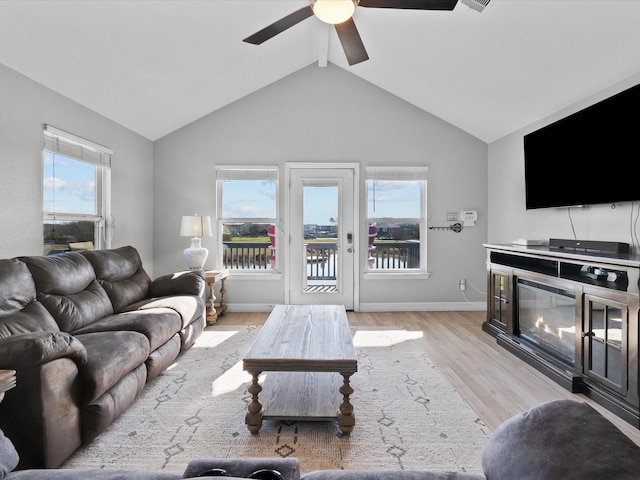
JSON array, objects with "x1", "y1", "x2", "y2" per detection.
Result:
[{"x1": 180, "y1": 214, "x2": 212, "y2": 270}]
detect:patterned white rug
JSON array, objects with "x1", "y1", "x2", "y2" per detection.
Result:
[{"x1": 63, "y1": 325, "x2": 490, "y2": 475}]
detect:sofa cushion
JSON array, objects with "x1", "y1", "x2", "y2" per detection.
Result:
[
  {"x1": 149, "y1": 270, "x2": 205, "y2": 298},
  {"x1": 0, "y1": 429, "x2": 19, "y2": 479},
  {"x1": 74, "y1": 331, "x2": 150, "y2": 404},
  {"x1": 72, "y1": 310, "x2": 182, "y2": 351},
  {"x1": 20, "y1": 253, "x2": 113, "y2": 332},
  {"x1": 0, "y1": 259, "x2": 60, "y2": 336},
  {"x1": 82, "y1": 364, "x2": 148, "y2": 443},
  {"x1": 126, "y1": 296, "x2": 205, "y2": 330},
  {"x1": 482, "y1": 399, "x2": 640, "y2": 480},
  {"x1": 146, "y1": 334, "x2": 181, "y2": 380},
  {"x1": 0, "y1": 301, "x2": 60, "y2": 338},
  {"x1": 81, "y1": 246, "x2": 152, "y2": 312},
  {"x1": 0, "y1": 259, "x2": 36, "y2": 318}
]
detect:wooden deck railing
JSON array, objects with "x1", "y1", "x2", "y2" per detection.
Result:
[
  {"x1": 222, "y1": 242, "x2": 272, "y2": 270},
  {"x1": 222, "y1": 241, "x2": 420, "y2": 277}
]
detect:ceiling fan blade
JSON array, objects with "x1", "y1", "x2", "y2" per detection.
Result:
[
  {"x1": 358, "y1": 0, "x2": 458, "y2": 10},
  {"x1": 243, "y1": 6, "x2": 314, "y2": 45},
  {"x1": 334, "y1": 18, "x2": 369, "y2": 66}
]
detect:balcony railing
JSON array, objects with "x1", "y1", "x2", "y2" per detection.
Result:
[
  {"x1": 222, "y1": 242, "x2": 272, "y2": 269},
  {"x1": 369, "y1": 241, "x2": 420, "y2": 269},
  {"x1": 222, "y1": 241, "x2": 420, "y2": 278},
  {"x1": 306, "y1": 243, "x2": 337, "y2": 280}
]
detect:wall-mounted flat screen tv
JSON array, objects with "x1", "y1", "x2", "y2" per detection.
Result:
[{"x1": 524, "y1": 82, "x2": 640, "y2": 209}]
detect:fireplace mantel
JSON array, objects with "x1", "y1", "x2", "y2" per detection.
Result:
[{"x1": 483, "y1": 243, "x2": 640, "y2": 427}]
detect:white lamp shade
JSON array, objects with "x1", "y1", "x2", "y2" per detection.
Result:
[{"x1": 180, "y1": 215, "x2": 212, "y2": 238}]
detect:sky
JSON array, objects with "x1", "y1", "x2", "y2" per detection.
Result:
[
  {"x1": 221, "y1": 179, "x2": 421, "y2": 225},
  {"x1": 43, "y1": 155, "x2": 421, "y2": 225},
  {"x1": 43, "y1": 152, "x2": 96, "y2": 215}
]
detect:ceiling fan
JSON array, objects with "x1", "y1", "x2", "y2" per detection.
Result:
[{"x1": 243, "y1": 0, "x2": 459, "y2": 66}]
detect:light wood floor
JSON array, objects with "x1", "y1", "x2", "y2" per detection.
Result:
[{"x1": 214, "y1": 309, "x2": 640, "y2": 445}]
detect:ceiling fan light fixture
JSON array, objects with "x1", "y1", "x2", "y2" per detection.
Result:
[{"x1": 312, "y1": 0, "x2": 357, "y2": 25}]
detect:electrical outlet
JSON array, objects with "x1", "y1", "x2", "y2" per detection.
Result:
[
  {"x1": 459, "y1": 278, "x2": 466, "y2": 291},
  {"x1": 447, "y1": 212, "x2": 459, "y2": 221}
]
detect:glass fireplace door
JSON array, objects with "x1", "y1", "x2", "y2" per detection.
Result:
[
  {"x1": 489, "y1": 267, "x2": 512, "y2": 332},
  {"x1": 517, "y1": 279, "x2": 576, "y2": 366},
  {"x1": 583, "y1": 293, "x2": 627, "y2": 395}
]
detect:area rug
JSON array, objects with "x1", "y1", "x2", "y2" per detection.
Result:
[{"x1": 63, "y1": 325, "x2": 490, "y2": 475}]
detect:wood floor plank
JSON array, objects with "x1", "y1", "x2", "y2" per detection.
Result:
[{"x1": 215, "y1": 309, "x2": 640, "y2": 445}]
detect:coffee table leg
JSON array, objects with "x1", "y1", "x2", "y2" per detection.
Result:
[
  {"x1": 337, "y1": 372, "x2": 355, "y2": 434},
  {"x1": 245, "y1": 370, "x2": 263, "y2": 434}
]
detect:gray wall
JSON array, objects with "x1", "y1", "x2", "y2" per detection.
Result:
[
  {"x1": 0, "y1": 64, "x2": 155, "y2": 271},
  {"x1": 487, "y1": 72, "x2": 640, "y2": 250},
  {"x1": 154, "y1": 63, "x2": 488, "y2": 311}
]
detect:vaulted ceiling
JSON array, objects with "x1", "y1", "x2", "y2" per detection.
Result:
[{"x1": 1, "y1": 1, "x2": 639, "y2": 143}]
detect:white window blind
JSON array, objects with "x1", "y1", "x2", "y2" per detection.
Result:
[
  {"x1": 366, "y1": 166, "x2": 428, "y2": 181},
  {"x1": 44, "y1": 124, "x2": 112, "y2": 168},
  {"x1": 216, "y1": 166, "x2": 279, "y2": 181}
]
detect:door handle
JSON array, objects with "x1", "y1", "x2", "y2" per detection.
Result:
[{"x1": 347, "y1": 247, "x2": 353, "y2": 253}]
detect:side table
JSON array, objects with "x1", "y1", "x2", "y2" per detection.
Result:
[
  {"x1": 204, "y1": 269, "x2": 229, "y2": 325},
  {"x1": 0, "y1": 369, "x2": 16, "y2": 402}
]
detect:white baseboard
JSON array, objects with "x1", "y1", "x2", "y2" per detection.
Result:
[
  {"x1": 225, "y1": 303, "x2": 274, "y2": 313},
  {"x1": 224, "y1": 302, "x2": 486, "y2": 313},
  {"x1": 358, "y1": 302, "x2": 486, "y2": 312}
]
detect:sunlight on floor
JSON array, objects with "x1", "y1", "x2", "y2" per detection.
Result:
[
  {"x1": 352, "y1": 329, "x2": 423, "y2": 347},
  {"x1": 211, "y1": 360, "x2": 251, "y2": 397},
  {"x1": 172, "y1": 329, "x2": 424, "y2": 396},
  {"x1": 193, "y1": 329, "x2": 239, "y2": 348},
  {"x1": 168, "y1": 330, "x2": 240, "y2": 372}
]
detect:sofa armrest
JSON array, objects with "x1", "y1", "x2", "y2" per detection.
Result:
[
  {"x1": 182, "y1": 458, "x2": 301, "y2": 480},
  {"x1": 0, "y1": 332, "x2": 87, "y2": 368},
  {"x1": 301, "y1": 472, "x2": 485, "y2": 480},
  {"x1": 184, "y1": 477, "x2": 250, "y2": 480},
  {"x1": 150, "y1": 270, "x2": 205, "y2": 298},
  {"x1": 0, "y1": 428, "x2": 19, "y2": 479},
  {"x1": 482, "y1": 399, "x2": 640, "y2": 480}
]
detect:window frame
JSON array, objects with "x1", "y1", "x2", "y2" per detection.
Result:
[
  {"x1": 42, "y1": 125, "x2": 112, "y2": 253},
  {"x1": 364, "y1": 166, "x2": 428, "y2": 276},
  {"x1": 215, "y1": 165, "x2": 280, "y2": 276}
]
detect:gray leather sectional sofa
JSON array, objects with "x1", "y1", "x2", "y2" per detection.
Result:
[{"x1": 0, "y1": 246, "x2": 206, "y2": 468}]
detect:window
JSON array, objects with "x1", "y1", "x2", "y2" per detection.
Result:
[
  {"x1": 366, "y1": 166, "x2": 428, "y2": 273},
  {"x1": 43, "y1": 125, "x2": 112, "y2": 255},
  {"x1": 216, "y1": 166, "x2": 279, "y2": 272}
]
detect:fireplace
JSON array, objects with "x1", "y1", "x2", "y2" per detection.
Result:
[
  {"x1": 517, "y1": 279, "x2": 576, "y2": 366},
  {"x1": 485, "y1": 244, "x2": 640, "y2": 427}
]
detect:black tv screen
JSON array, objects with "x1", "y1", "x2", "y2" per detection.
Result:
[{"x1": 524, "y1": 82, "x2": 640, "y2": 209}]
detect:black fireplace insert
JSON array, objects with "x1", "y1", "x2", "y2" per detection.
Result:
[{"x1": 517, "y1": 279, "x2": 576, "y2": 366}]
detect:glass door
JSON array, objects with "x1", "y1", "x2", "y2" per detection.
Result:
[
  {"x1": 489, "y1": 266, "x2": 512, "y2": 333},
  {"x1": 287, "y1": 166, "x2": 357, "y2": 309},
  {"x1": 583, "y1": 293, "x2": 627, "y2": 395}
]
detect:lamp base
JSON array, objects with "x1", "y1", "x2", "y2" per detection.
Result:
[{"x1": 184, "y1": 237, "x2": 209, "y2": 270}]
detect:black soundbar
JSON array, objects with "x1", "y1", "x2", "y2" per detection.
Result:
[{"x1": 549, "y1": 238, "x2": 630, "y2": 255}]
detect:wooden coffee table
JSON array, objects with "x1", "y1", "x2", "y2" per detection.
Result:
[{"x1": 243, "y1": 304, "x2": 357, "y2": 434}]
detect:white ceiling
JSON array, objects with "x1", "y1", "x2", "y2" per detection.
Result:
[{"x1": 1, "y1": 0, "x2": 640, "y2": 143}]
